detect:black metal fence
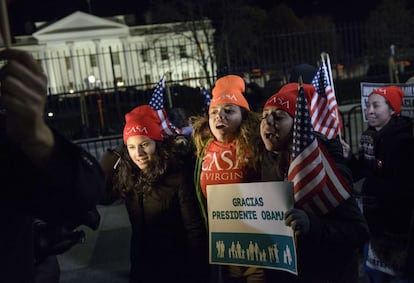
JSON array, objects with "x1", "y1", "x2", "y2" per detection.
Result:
[
  {"x1": 76, "y1": 134, "x2": 123, "y2": 161},
  {"x1": 75, "y1": 104, "x2": 366, "y2": 161},
  {"x1": 3, "y1": 21, "x2": 414, "y2": 153}
]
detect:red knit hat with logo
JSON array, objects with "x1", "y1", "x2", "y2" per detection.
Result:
[
  {"x1": 264, "y1": 83, "x2": 315, "y2": 117},
  {"x1": 123, "y1": 105, "x2": 163, "y2": 144},
  {"x1": 369, "y1": 85, "x2": 404, "y2": 115},
  {"x1": 210, "y1": 75, "x2": 250, "y2": 111}
]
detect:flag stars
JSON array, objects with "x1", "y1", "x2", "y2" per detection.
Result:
[
  {"x1": 288, "y1": 72, "x2": 351, "y2": 215},
  {"x1": 148, "y1": 75, "x2": 180, "y2": 135}
]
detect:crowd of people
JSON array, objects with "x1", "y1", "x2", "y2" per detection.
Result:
[{"x1": 2, "y1": 47, "x2": 413, "y2": 283}]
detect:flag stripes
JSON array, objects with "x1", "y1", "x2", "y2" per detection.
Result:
[
  {"x1": 310, "y1": 61, "x2": 340, "y2": 139},
  {"x1": 288, "y1": 85, "x2": 351, "y2": 215},
  {"x1": 148, "y1": 75, "x2": 181, "y2": 135}
]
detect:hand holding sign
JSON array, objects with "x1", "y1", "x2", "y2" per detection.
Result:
[{"x1": 284, "y1": 208, "x2": 310, "y2": 236}]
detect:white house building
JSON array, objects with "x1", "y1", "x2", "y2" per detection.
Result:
[{"x1": 10, "y1": 11, "x2": 217, "y2": 95}]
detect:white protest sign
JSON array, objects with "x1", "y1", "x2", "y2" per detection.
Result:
[
  {"x1": 360, "y1": 82, "x2": 414, "y2": 121},
  {"x1": 207, "y1": 181, "x2": 297, "y2": 274}
]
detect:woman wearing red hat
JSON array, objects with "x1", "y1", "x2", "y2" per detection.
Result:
[
  {"x1": 260, "y1": 83, "x2": 369, "y2": 283},
  {"x1": 192, "y1": 75, "x2": 265, "y2": 283},
  {"x1": 342, "y1": 85, "x2": 414, "y2": 282},
  {"x1": 100, "y1": 105, "x2": 208, "y2": 283}
]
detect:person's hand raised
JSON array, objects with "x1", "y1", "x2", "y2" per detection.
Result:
[
  {"x1": 0, "y1": 49, "x2": 54, "y2": 163},
  {"x1": 0, "y1": 48, "x2": 49, "y2": 142}
]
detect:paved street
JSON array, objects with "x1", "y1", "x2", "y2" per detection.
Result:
[
  {"x1": 59, "y1": 203, "x2": 131, "y2": 283},
  {"x1": 58, "y1": 203, "x2": 368, "y2": 283}
]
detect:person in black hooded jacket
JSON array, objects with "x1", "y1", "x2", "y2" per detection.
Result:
[
  {"x1": 342, "y1": 85, "x2": 414, "y2": 282},
  {"x1": 260, "y1": 83, "x2": 369, "y2": 283},
  {"x1": 0, "y1": 49, "x2": 104, "y2": 283}
]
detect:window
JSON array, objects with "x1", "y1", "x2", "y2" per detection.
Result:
[
  {"x1": 179, "y1": 45, "x2": 187, "y2": 58},
  {"x1": 160, "y1": 47, "x2": 169, "y2": 60},
  {"x1": 141, "y1": 49, "x2": 149, "y2": 62},
  {"x1": 112, "y1": 52, "x2": 120, "y2": 65},
  {"x1": 90, "y1": 54, "x2": 97, "y2": 67},
  {"x1": 65, "y1": 57, "x2": 71, "y2": 70},
  {"x1": 145, "y1": 74, "x2": 151, "y2": 85}
]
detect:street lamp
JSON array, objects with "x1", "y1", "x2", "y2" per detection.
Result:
[{"x1": 88, "y1": 75, "x2": 96, "y2": 86}]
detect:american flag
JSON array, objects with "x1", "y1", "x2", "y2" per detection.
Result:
[
  {"x1": 148, "y1": 75, "x2": 181, "y2": 135},
  {"x1": 310, "y1": 61, "x2": 341, "y2": 139},
  {"x1": 288, "y1": 85, "x2": 351, "y2": 215},
  {"x1": 202, "y1": 87, "x2": 211, "y2": 108}
]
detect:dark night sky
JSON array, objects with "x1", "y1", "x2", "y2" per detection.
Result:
[
  {"x1": 5, "y1": 0, "x2": 135, "y2": 35},
  {"x1": 8, "y1": 0, "x2": 147, "y2": 35},
  {"x1": 7, "y1": 0, "x2": 405, "y2": 36}
]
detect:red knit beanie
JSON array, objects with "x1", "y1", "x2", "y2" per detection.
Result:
[
  {"x1": 264, "y1": 83, "x2": 315, "y2": 117},
  {"x1": 123, "y1": 105, "x2": 163, "y2": 144},
  {"x1": 369, "y1": 86, "x2": 404, "y2": 115},
  {"x1": 210, "y1": 75, "x2": 250, "y2": 111}
]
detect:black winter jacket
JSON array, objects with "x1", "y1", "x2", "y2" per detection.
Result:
[
  {"x1": 101, "y1": 143, "x2": 208, "y2": 283},
  {"x1": 126, "y1": 164, "x2": 208, "y2": 283},
  {"x1": 348, "y1": 115, "x2": 414, "y2": 277},
  {"x1": 262, "y1": 134, "x2": 369, "y2": 282},
  {"x1": 0, "y1": 126, "x2": 104, "y2": 283}
]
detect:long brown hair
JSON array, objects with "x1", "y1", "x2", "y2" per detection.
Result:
[
  {"x1": 192, "y1": 108, "x2": 263, "y2": 173},
  {"x1": 112, "y1": 137, "x2": 176, "y2": 199}
]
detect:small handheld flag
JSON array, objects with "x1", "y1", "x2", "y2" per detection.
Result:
[
  {"x1": 310, "y1": 59, "x2": 341, "y2": 139},
  {"x1": 148, "y1": 75, "x2": 181, "y2": 135},
  {"x1": 288, "y1": 85, "x2": 351, "y2": 215}
]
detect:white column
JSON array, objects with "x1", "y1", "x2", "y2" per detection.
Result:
[
  {"x1": 42, "y1": 47, "x2": 58, "y2": 94},
  {"x1": 121, "y1": 37, "x2": 134, "y2": 86},
  {"x1": 66, "y1": 41, "x2": 81, "y2": 91},
  {"x1": 93, "y1": 39, "x2": 106, "y2": 89}
]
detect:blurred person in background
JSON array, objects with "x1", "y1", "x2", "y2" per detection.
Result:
[
  {"x1": 0, "y1": 48, "x2": 104, "y2": 283},
  {"x1": 342, "y1": 85, "x2": 414, "y2": 283}
]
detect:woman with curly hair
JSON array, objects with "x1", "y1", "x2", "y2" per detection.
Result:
[
  {"x1": 192, "y1": 75, "x2": 265, "y2": 283},
  {"x1": 100, "y1": 105, "x2": 207, "y2": 283}
]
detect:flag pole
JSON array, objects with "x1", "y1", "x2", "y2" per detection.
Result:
[
  {"x1": 164, "y1": 72, "x2": 173, "y2": 108},
  {"x1": 0, "y1": 0, "x2": 12, "y2": 48},
  {"x1": 321, "y1": 53, "x2": 336, "y2": 98},
  {"x1": 298, "y1": 75, "x2": 303, "y2": 88},
  {"x1": 321, "y1": 52, "x2": 343, "y2": 140}
]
